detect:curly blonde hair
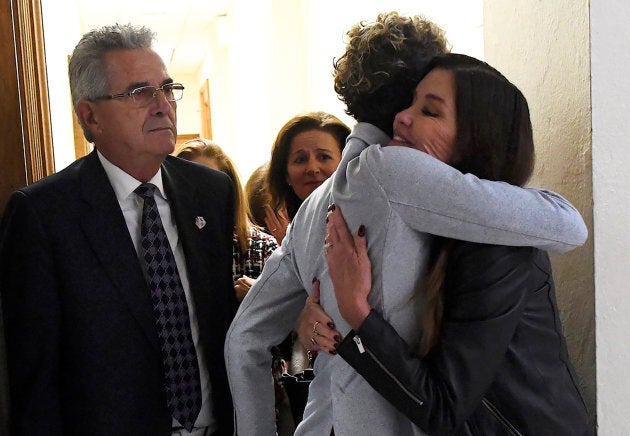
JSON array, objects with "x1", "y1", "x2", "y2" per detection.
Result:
[{"x1": 333, "y1": 11, "x2": 450, "y2": 135}]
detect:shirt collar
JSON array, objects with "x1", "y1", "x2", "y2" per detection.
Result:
[{"x1": 97, "y1": 150, "x2": 167, "y2": 201}]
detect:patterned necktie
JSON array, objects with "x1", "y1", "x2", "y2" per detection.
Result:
[{"x1": 135, "y1": 183, "x2": 202, "y2": 432}]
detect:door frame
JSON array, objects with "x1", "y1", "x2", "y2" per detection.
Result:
[{"x1": 1, "y1": 0, "x2": 54, "y2": 213}]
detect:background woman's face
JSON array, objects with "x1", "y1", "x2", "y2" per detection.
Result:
[
  {"x1": 286, "y1": 129, "x2": 342, "y2": 200},
  {"x1": 390, "y1": 68, "x2": 457, "y2": 164}
]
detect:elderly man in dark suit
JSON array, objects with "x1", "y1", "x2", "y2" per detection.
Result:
[{"x1": 0, "y1": 24, "x2": 237, "y2": 435}]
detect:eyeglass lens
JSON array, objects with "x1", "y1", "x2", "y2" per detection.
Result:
[{"x1": 131, "y1": 84, "x2": 183, "y2": 105}]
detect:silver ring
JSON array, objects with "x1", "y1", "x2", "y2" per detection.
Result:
[
  {"x1": 313, "y1": 321, "x2": 320, "y2": 335},
  {"x1": 310, "y1": 336, "x2": 317, "y2": 345},
  {"x1": 323, "y1": 242, "x2": 333, "y2": 254}
]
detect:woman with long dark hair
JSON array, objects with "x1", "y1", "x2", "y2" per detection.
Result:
[{"x1": 322, "y1": 54, "x2": 592, "y2": 435}]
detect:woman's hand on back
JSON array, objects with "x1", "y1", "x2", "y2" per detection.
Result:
[{"x1": 296, "y1": 281, "x2": 341, "y2": 355}]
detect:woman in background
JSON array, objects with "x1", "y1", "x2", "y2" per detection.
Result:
[
  {"x1": 264, "y1": 111, "x2": 350, "y2": 244},
  {"x1": 175, "y1": 139, "x2": 277, "y2": 301},
  {"x1": 245, "y1": 162, "x2": 272, "y2": 231}
]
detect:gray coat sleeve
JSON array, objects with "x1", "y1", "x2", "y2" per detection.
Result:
[
  {"x1": 224, "y1": 227, "x2": 308, "y2": 435},
  {"x1": 353, "y1": 139, "x2": 586, "y2": 252}
]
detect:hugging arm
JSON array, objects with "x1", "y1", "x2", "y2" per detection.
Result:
[
  {"x1": 348, "y1": 125, "x2": 587, "y2": 252},
  {"x1": 224, "y1": 230, "x2": 307, "y2": 436},
  {"x1": 332, "y1": 235, "x2": 535, "y2": 433}
]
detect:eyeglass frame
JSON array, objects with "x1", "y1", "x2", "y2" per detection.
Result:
[{"x1": 92, "y1": 82, "x2": 185, "y2": 106}]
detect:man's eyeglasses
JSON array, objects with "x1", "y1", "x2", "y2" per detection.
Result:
[{"x1": 93, "y1": 83, "x2": 184, "y2": 107}]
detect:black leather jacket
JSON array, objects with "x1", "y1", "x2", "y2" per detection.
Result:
[{"x1": 337, "y1": 242, "x2": 592, "y2": 435}]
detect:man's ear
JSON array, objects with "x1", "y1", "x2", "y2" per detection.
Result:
[{"x1": 75, "y1": 99, "x2": 101, "y2": 138}]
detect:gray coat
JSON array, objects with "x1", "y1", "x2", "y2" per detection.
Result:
[{"x1": 224, "y1": 123, "x2": 586, "y2": 436}]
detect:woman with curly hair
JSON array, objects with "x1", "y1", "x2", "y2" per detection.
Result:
[
  {"x1": 334, "y1": 11, "x2": 450, "y2": 136},
  {"x1": 226, "y1": 12, "x2": 587, "y2": 435}
]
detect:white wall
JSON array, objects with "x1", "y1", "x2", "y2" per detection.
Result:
[
  {"x1": 591, "y1": 0, "x2": 630, "y2": 431},
  {"x1": 41, "y1": 1, "x2": 83, "y2": 170},
  {"x1": 484, "y1": 0, "x2": 596, "y2": 425},
  {"x1": 175, "y1": 71, "x2": 201, "y2": 135}
]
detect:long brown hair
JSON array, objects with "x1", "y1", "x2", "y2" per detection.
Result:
[
  {"x1": 175, "y1": 139, "x2": 250, "y2": 255},
  {"x1": 418, "y1": 54, "x2": 535, "y2": 357}
]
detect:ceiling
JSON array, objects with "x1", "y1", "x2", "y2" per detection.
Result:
[{"x1": 74, "y1": 0, "x2": 232, "y2": 76}]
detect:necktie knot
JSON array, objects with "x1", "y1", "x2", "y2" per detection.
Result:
[{"x1": 134, "y1": 183, "x2": 157, "y2": 200}]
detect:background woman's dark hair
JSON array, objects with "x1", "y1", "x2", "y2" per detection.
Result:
[
  {"x1": 267, "y1": 111, "x2": 350, "y2": 220},
  {"x1": 420, "y1": 53, "x2": 535, "y2": 356}
]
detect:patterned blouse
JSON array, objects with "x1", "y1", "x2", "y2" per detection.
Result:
[{"x1": 232, "y1": 227, "x2": 278, "y2": 283}]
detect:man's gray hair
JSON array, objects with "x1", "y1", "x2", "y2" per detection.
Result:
[{"x1": 69, "y1": 23, "x2": 155, "y2": 107}]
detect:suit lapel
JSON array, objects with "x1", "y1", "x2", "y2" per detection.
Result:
[
  {"x1": 161, "y1": 162, "x2": 215, "y2": 323},
  {"x1": 78, "y1": 152, "x2": 159, "y2": 351}
]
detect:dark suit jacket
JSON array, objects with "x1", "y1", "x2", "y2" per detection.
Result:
[{"x1": 0, "y1": 151, "x2": 238, "y2": 435}]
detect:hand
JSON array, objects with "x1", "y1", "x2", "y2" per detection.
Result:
[
  {"x1": 234, "y1": 276, "x2": 256, "y2": 302},
  {"x1": 295, "y1": 280, "x2": 341, "y2": 355},
  {"x1": 325, "y1": 204, "x2": 372, "y2": 330},
  {"x1": 264, "y1": 205, "x2": 290, "y2": 245}
]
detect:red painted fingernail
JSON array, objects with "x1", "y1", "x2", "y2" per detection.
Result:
[
  {"x1": 312, "y1": 277, "x2": 317, "y2": 284},
  {"x1": 358, "y1": 225, "x2": 366, "y2": 237},
  {"x1": 327, "y1": 322, "x2": 336, "y2": 329},
  {"x1": 326, "y1": 216, "x2": 329, "y2": 223},
  {"x1": 327, "y1": 203, "x2": 336, "y2": 212},
  {"x1": 334, "y1": 335, "x2": 341, "y2": 343},
  {"x1": 331, "y1": 349, "x2": 337, "y2": 355}
]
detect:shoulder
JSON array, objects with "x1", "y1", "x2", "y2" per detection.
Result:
[
  {"x1": 446, "y1": 241, "x2": 542, "y2": 293},
  {"x1": 9, "y1": 154, "x2": 95, "y2": 212},
  {"x1": 444, "y1": 242, "x2": 545, "y2": 320},
  {"x1": 450, "y1": 241, "x2": 536, "y2": 270},
  {"x1": 163, "y1": 155, "x2": 233, "y2": 204},
  {"x1": 165, "y1": 155, "x2": 230, "y2": 184}
]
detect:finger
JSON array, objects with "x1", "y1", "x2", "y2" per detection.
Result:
[
  {"x1": 354, "y1": 224, "x2": 369, "y2": 263},
  {"x1": 327, "y1": 205, "x2": 354, "y2": 250},
  {"x1": 234, "y1": 284, "x2": 247, "y2": 302},
  {"x1": 277, "y1": 208, "x2": 290, "y2": 226},
  {"x1": 235, "y1": 277, "x2": 253, "y2": 292},
  {"x1": 312, "y1": 330, "x2": 340, "y2": 355},
  {"x1": 307, "y1": 278, "x2": 321, "y2": 304},
  {"x1": 264, "y1": 205, "x2": 280, "y2": 228}
]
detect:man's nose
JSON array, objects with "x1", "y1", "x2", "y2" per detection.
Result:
[{"x1": 150, "y1": 90, "x2": 173, "y2": 115}]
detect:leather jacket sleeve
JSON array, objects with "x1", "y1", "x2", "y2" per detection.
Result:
[{"x1": 336, "y1": 243, "x2": 537, "y2": 434}]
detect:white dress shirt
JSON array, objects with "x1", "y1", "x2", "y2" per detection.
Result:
[{"x1": 98, "y1": 151, "x2": 216, "y2": 434}]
